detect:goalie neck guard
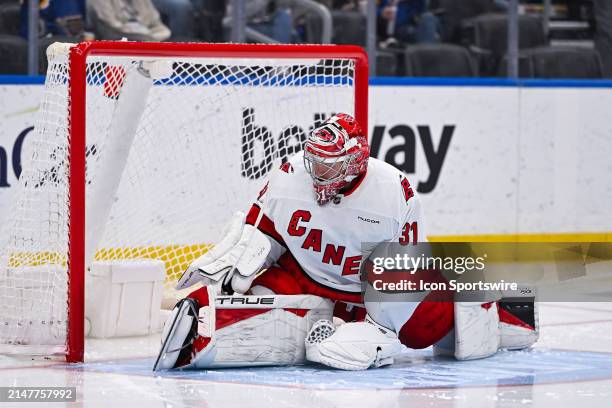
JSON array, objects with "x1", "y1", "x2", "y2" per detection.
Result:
[{"x1": 303, "y1": 114, "x2": 369, "y2": 205}]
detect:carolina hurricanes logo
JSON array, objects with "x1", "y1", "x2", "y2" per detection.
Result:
[
  {"x1": 316, "y1": 128, "x2": 333, "y2": 141},
  {"x1": 307, "y1": 121, "x2": 350, "y2": 158}
]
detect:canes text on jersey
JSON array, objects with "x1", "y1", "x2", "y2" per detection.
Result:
[{"x1": 287, "y1": 210, "x2": 362, "y2": 276}]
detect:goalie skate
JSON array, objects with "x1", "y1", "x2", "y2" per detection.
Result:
[{"x1": 153, "y1": 298, "x2": 200, "y2": 371}]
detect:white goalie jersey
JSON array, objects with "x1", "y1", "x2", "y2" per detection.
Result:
[{"x1": 248, "y1": 151, "x2": 426, "y2": 294}]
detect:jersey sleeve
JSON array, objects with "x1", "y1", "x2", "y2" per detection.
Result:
[
  {"x1": 364, "y1": 176, "x2": 429, "y2": 336},
  {"x1": 243, "y1": 166, "x2": 288, "y2": 269},
  {"x1": 391, "y1": 175, "x2": 427, "y2": 245}
]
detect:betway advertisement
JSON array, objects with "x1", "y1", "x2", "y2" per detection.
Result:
[{"x1": 0, "y1": 83, "x2": 611, "y2": 237}]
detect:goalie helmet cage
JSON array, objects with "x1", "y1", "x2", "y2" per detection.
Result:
[{"x1": 0, "y1": 41, "x2": 368, "y2": 363}]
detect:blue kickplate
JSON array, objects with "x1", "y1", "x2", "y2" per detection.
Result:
[{"x1": 69, "y1": 349, "x2": 612, "y2": 390}]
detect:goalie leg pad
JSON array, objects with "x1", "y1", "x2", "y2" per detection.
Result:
[
  {"x1": 454, "y1": 301, "x2": 500, "y2": 360},
  {"x1": 190, "y1": 294, "x2": 333, "y2": 368},
  {"x1": 433, "y1": 301, "x2": 501, "y2": 361},
  {"x1": 156, "y1": 288, "x2": 333, "y2": 369},
  {"x1": 433, "y1": 287, "x2": 539, "y2": 360}
]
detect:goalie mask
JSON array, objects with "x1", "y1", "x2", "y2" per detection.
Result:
[{"x1": 304, "y1": 114, "x2": 369, "y2": 205}]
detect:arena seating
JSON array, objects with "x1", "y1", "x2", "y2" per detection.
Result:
[
  {"x1": 499, "y1": 47, "x2": 604, "y2": 79},
  {"x1": 0, "y1": 2, "x2": 19, "y2": 36},
  {"x1": 466, "y1": 13, "x2": 548, "y2": 76},
  {"x1": 0, "y1": 34, "x2": 27, "y2": 74},
  {"x1": 404, "y1": 43, "x2": 476, "y2": 77}
]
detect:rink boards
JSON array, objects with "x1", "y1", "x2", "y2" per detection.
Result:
[{"x1": 0, "y1": 78, "x2": 611, "y2": 239}]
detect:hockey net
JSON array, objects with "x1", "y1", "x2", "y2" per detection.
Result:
[{"x1": 0, "y1": 41, "x2": 367, "y2": 361}]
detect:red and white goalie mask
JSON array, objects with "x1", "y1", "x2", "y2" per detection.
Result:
[{"x1": 303, "y1": 113, "x2": 369, "y2": 205}]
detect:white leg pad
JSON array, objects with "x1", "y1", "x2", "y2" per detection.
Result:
[
  {"x1": 434, "y1": 287, "x2": 539, "y2": 361},
  {"x1": 190, "y1": 294, "x2": 333, "y2": 368},
  {"x1": 436, "y1": 302, "x2": 500, "y2": 361}
]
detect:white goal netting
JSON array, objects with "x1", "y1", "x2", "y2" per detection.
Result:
[{"x1": 0, "y1": 42, "x2": 359, "y2": 356}]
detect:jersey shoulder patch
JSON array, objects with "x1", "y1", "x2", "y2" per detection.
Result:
[{"x1": 399, "y1": 175, "x2": 415, "y2": 204}]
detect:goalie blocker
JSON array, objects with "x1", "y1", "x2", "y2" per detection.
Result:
[{"x1": 154, "y1": 286, "x2": 332, "y2": 370}]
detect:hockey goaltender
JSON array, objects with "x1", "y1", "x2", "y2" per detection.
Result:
[{"x1": 154, "y1": 114, "x2": 538, "y2": 371}]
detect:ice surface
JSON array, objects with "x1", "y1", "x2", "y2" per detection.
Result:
[{"x1": 1, "y1": 302, "x2": 612, "y2": 407}]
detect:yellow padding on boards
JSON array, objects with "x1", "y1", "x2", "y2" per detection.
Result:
[
  {"x1": 7, "y1": 251, "x2": 67, "y2": 268},
  {"x1": 6, "y1": 233, "x2": 611, "y2": 280},
  {"x1": 95, "y1": 244, "x2": 213, "y2": 282},
  {"x1": 6, "y1": 244, "x2": 213, "y2": 284},
  {"x1": 428, "y1": 233, "x2": 612, "y2": 264},
  {"x1": 428, "y1": 232, "x2": 612, "y2": 243}
]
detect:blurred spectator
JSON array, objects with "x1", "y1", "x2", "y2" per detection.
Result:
[
  {"x1": 330, "y1": 0, "x2": 361, "y2": 11},
  {"x1": 431, "y1": 0, "x2": 502, "y2": 44},
  {"x1": 491, "y1": 0, "x2": 509, "y2": 11},
  {"x1": 88, "y1": 0, "x2": 171, "y2": 41},
  {"x1": 378, "y1": 0, "x2": 440, "y2": 45},
  {"x1": 594, "y1": 0, "x2": 612, "y2": 78},
  {"x1": 233, "y1": 0, "x2": 294, "y2": 43},
  {"x1": 19, "y1": 0, "x2": 85, "y2": 39},
  {"x1": 193, "y1": 0, "x2": 226, "y2": 41},
  {"x1": 151, "y1": 0, "x2": 195, "y2": 38}
]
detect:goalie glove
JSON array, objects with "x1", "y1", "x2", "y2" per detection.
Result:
[
  {"x1": 305, "y1": 316, "x2": 403, "y2": 370},
  {"x1": 176, "y1": 211, "x2": 272, "y2": 294}
]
